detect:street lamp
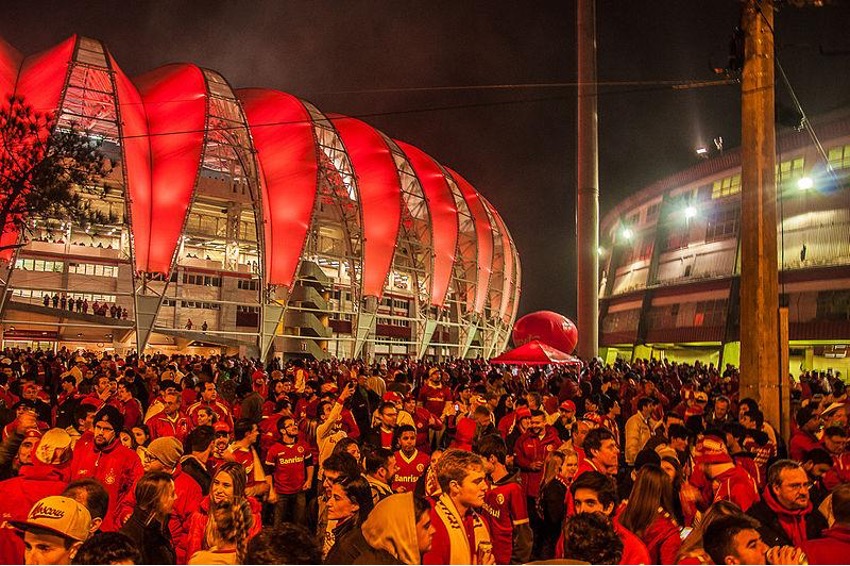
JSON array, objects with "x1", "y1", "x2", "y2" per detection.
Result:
[
  {"x1": 797, "y1": 176, "x2": 813, "y2": 190},
  {"x1": 685, "y1": 206, "x2": 697, "y2": 219},
  {"x1": 621, "y1": 228, "x2": 634, "y2": 241}
]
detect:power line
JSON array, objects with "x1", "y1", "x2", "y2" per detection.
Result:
[{"x1": 113, "y1": 78, "x2": 735, "y2": 140}]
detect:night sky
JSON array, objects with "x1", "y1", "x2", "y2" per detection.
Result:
[{"x1": 2, "y1": 1, "x2": 849, "y2": 324}]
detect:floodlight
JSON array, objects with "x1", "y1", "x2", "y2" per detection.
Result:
[{"x1": 797, "y1": 176, "x2": 813, "y2": 190}]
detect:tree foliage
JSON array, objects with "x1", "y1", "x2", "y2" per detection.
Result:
[{"x1": 0, "y1": 94, "x2": 113, "y2": 253}]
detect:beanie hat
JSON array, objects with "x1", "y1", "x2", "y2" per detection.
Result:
[
  {"x1": 697, "y1": 435, "x2": 733, "y2": 465},
  {"x1": 634, "y1": 448, "x2": 661, "y2": 470},
  {"x1": 93, "y1": 405, "x2": 124, "y2": 434},
  {"x1": 145, "y1": 437, "x2": 184, "y2": 469},
  {"x1": 795, "y1": 404, "x2": 820, "y2": 429}
]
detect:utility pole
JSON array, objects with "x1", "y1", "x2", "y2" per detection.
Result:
[
  {"x1": 576, "y1": 0, "x2": 599, "y2": 360},
  {"x1": 739, "y1": 0, "x2": 783, "y2": 431}
]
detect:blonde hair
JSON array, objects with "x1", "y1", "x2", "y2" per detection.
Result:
[
  {"x1": 203, "y1": 499, "x2": 254, "y2": 563},
  {"x1": 540, "y1": 450, "x2": 566, "y2": 490}
]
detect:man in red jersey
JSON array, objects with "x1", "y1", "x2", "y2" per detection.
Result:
[
  {"x1": 207, "y1": 421, "x2": 231, "y2": 473},
  {"x1": 514, "y1": 410, "x2": 561, "y2": 507},
  {"x1": 791, "y1": 404, "x2": 824, "y2": 462},
  {"x1": 393, "y1": 425, "x2": 430, "y2": 493},
  {"x1": 147, "y1": 391, "x2": 190, "y2": 443},
  {"x1": 114, "y1": 382, "x2": 143, "y2": 430},
  {"x1": 478, "y1": 435, "x2": 532, "y2": 565},
  {"x1": 187, "y1": 381, "x2": 233, "y2": 430},
  {"x1": 698, "y1": 434, "x2": 760, "y2": 512},
  {"x1": 265, "y1": 415, "x2": 313, "y2": 526},
  {"x1": 401, "y1": 394, "x2": 441, "y2": 454},
  {"x1": 69, "y1": 405, "x2": 143, "y2": 531},
  {"x1": 417, "y1": 368, "x2": 451, "y2": 449},
  {"x1": 226, "y1": 418, "x2": 267, "y2": 499}
]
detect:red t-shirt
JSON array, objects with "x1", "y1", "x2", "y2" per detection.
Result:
[
  {"x1": 393, "y1": 449, "x2": 430, "y2": 493},
  {"x1": 481, "y1": 475, "x2": 529, "y2": 565},
  {"x1": 265, "y1": 440, "x2": 312, "y2": 495},
  {"x1": 418, "y1": 383, "x2": 451, "y2": 418}
]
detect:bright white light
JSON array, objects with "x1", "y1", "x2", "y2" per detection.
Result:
[
  {"x1": 621, "y1": 228, "x2": 634, "y2": 240},
  {"x1": 597, "y1": 246, "x2": 605, "y2": 256},
  {"x1": 685, "y1": 206, "x2": 697, "y2": 219},
  {"x1": 696, "y1": 147, "x2": 708, "y2": 156},
  {"x1": 797, "y1": 176, "x2": 813, "y2": 190}
]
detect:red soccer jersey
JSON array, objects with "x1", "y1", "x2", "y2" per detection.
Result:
[
  {"x1": 228, "y1": 446, "x2": 261, "y2": 487},
  {"x1": 481, "y1": 473, "x2": 529, "y2": 565},
  {"x1": 265, "y1": 440, "x2": 312, "y2": 495},
  {"x1": 393, "y1": 449, "x2": 430, "y2": 493},
  {"x1": 418, "y1": 383, "x2": 451, "y2": 419}
]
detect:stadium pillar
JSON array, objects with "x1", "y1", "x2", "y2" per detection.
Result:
[
  {"x1": 576, "y1": 0, "x2": 599, "y2": 361},
  {"x1": 739, "y1": 0, "x2": 783, "y2": 432}
]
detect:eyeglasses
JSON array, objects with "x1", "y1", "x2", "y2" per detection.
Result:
[{"x1": 94, "y1": 424, "x2": 115, "y2": 433}]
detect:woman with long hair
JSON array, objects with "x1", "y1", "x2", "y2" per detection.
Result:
[
  {"x1": 332, "y1": 437, "x2": 362, "y2": 468},
  {"x1": 188, "y1": 499, "x2": 254, "y2": 565},
  {"x1": 185, "y1": 462, "x2": 261, "y2": 560},
  {"x1": 324, "y1": 474, "x2": 375, "y2": 564},
  {"x1": 536, "y1": 450, "x2": 579, "y2": 559},
  {"x1": 619, "y1": 464, "x2": 682, "y2": 565},
  {"x1": 119, "y1": 471, "x2": 177, "y2": 564},
  {"x1": 660, "y1": 454, "x2": 701, "y2": 527},
  {"x1": 676, "y1": 501, "x2": 742, "y2": 565}
]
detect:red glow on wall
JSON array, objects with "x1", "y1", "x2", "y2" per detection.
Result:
[
  {"x1": 448, "y1": 168, "x2": 493, "y2": 316},
  {"x1": 395, "y1": 141, "x2": 458, "y2": 308},
  {"x1": 133, "y1": 64, "x2": 206, "y2": 275},
  {"x1": 330, "y1": 115, "x2": 401, "y2": 300},
  {"x1": 238, "y1": 89, "x2": 319, "y2": 289}
]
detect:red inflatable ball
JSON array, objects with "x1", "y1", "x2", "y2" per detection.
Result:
[{"x1": 512, "y1": 311, "x2": 578, "y2": 354}]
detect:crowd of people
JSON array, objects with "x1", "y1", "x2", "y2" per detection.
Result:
[
  {"x1": 0, "y1": 347, "x2": 846, "y2": 564},
  {"x1": 40, "y1": 294, "x2": 128, "y2": 319}
]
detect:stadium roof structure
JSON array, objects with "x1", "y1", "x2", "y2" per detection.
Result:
[{"x1": 0, "y1": 34, "x2": 521, "y2": 359}]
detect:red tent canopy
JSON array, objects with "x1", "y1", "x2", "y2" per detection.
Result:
[{"x1": 490, "y1": 340, "x2": 582, "y2": 366}]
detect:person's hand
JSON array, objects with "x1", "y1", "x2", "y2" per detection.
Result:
[
  {"x1": 302, "y1": 480, "x2": 312, "y2": 492},
  {"x1": 339, "y1": 382, "x2": 355, "y2": 402},
  {"x1": 267, "y1": 490, "x2": 278, "y2": 504},
  {"x1": 530, "y1": 461, "x2": 543, "y2": 471},
  {"x1": 766, "y1": 545, "x2": 807, "y2": 565},
  {"x1": 16, "y1": 412, "x2": 37, "y2": 434}
]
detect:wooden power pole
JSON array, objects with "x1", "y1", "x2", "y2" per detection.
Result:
[{"x1": 739, "y1": 0, "x2": 783, "y2": 431}]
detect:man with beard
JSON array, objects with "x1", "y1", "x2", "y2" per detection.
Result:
[
  {"x1": 553, "y1": 400, "x2": 576, "y2": 442},
  {"x1": 207, "y1": 421, "x2": 231, "y2": 472},
  {"x1": 265, "y1": 415, "x2": 314, "y2": 526},
  {"x1": 401, "y1": 394, "x2": 441, "y2": 455},
  {"x1": 747, "y1": 459, "x2": 828, "y2": 548},
  {"x1": 147, "y1": 391, "x2": 190, "y2": 443},
  {"x1": 514, "y1": 409, "x2": 560, "y2": 551},
  {"x1": 478, "y1": 435, "x2": 532, "y2": 565},
  {"x1": 417, "y1": 368, "x2": 452, "y2": 450},
  {"x1": 69, "y1": 406, "x2": 143, "y2": 531},
  {"x1": 187, "y1": 381, "x2": 233, "y2": 430},
  {"x1": 363, "y1": 401, "x2": 399, "y2": 452}
]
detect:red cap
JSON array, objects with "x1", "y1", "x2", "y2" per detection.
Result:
[
  {"x1": 213, "y1": 422, "x2": 231, "y2": 434},
  {"x1": 560, "y1": 400, "x2": 576, "y2": 412},
  {"x1": 382, "y1": 391, "x2": 402, "y2": 403},
  {"x1": 515, "y1": 407, "x2": 532, "y2": 419}
]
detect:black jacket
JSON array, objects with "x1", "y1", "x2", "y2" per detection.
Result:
[
  {"x1": 537, "y1": 477, "x2": 568, "y2": 559},
  {"x1": 120, "y1": 510, "x2": 176, "y2": 565},
  {"x1": 324, "y1": 516, "x2": 361, "y2": 565},
  {"x1": 180, "y1": 455, "x2": 212, "y2": 495},
  {"x1": 747, "y1": 499, "x2": 828, "y2": 548}
]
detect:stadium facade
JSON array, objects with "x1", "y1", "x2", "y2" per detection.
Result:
[
  {"x1": 0, "y1": 35, "x2": 521, "y2": 360},
  {"x1": 599, "y1": 109, "x2": 850, "y2": 376}
]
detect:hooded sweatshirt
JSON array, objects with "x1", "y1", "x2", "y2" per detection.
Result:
[
  {"x1": 747, "y1": 486, "x2": 827, "y2": 548},
  {"x1": 359, "y1": 492, "x2": 421, "y2": 565}
]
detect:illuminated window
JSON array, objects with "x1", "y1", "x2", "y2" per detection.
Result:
[
  {"x1": 828, "y1": 145, "x2": 850, "y2": 170},
  {"x1": 705, "y1": 206, "x2": 740, "y2": 242},
  {"x1": 776, "y1": 157, "x2": 804, "y2": 182},
  {"x1": 711, "y1": 174, "x2": 741, "y2": 199}
]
